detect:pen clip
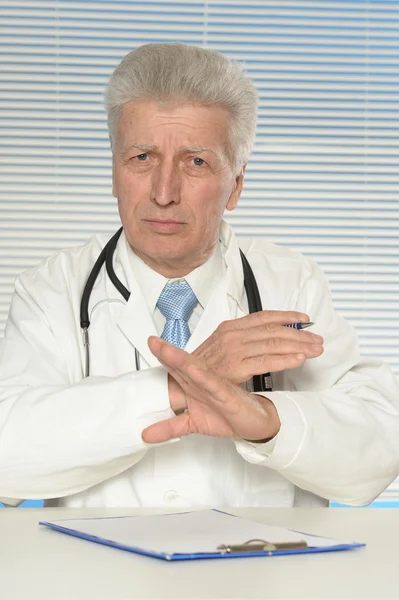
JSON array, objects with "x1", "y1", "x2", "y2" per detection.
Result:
[{"x1": 217, "y1": 538, "x2": 308, "y2": 554}]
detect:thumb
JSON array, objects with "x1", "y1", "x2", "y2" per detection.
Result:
[{"x1": 141, "y1": 412, "x2": 190, "y2": 444}]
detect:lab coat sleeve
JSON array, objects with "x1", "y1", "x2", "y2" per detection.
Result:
[
  {"x1": 0, "y1": 277, "x2": 175, "y2": 502},
  {"x1": 234, "y1": 260, "x2": 399, "y2": 506}
]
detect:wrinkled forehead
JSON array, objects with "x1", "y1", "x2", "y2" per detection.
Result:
[{"x1": 115, "y1": 99, "x2": 233, "y2": 159}]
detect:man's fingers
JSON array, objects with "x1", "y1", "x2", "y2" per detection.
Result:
[
  {"x1": 149, "y1": 336, "x2": 231, "y2": 404},
  {"x1": 230, "y1": 323, "x2": 323, "y2": 345},
  {"x1": 148, "y1": 337, "x2": 210, "y2": 414},
  {"x1": 148, "y1": 336, "x2": 208, "y2": 395},
  {"x1": 242, "y1": 338, "x2": 324, "y2": 359},
  {"x1": 185, "y1": 363, "x2": 236, "y2": 406},
  {"x1": 217, "y1": 310, "x2": 310, "y2": 332},
  {"x1": 148, "y1": 335, "x2": 166, "y2": 359},
  {"x1": 242, "y1": 352, "x2": 313, "y2": 374},
  {"x1": 142, "y1": 412, "x2": 190, "y2": 443},
  {"x1": 219, "y1": 341, "x2": 322, "y2": 382},
  {"x1": 148, "y1": 336, "x2": 192, "y2": 370}
]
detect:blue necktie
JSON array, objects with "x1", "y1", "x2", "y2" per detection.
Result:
[{"x1": 157, "y1": 281, "x2": 198, "y2": 348}]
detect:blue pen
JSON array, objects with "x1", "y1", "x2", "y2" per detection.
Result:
[
  {"x1": 260, "y1": 321, "x2": 315, "y2": 392},
  {"x1": 286, "y1": 322, "x2": 314, "y2": 330}
]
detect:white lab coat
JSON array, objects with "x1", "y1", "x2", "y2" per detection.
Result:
[{"x1": 1, "y1": 221, "x2": 399, "y2": 508}]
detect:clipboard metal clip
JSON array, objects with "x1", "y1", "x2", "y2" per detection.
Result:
[{"x1": 217, "y1": 538, "x2": 308, "y2": 554}]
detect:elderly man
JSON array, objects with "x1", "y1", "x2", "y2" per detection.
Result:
[{"x1": 1, "y1": 43, "x2": 398, "y2": 509}]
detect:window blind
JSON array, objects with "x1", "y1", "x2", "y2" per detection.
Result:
[{"x1": 0, "y1": 0, "x2": 398, "y2": 500}]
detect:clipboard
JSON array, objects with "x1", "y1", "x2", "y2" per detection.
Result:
[{"x1": 39, "y1": 509, "x2": 365, "y2": 561}]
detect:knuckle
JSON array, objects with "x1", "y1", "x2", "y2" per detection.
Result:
[
  {"x1": 266, "y1": 337, "x2": 281, "y2": 351},
  {"x1": 260, "y1": 353, "x2": 272, "y2": 367},
  {"x1": 290, "y1": 353, "x2": 306, "y2": 364},
  {"x1": 219, "y1": 329, "x2": 234, "y2": 345},
  {"x1": 260, "y1": 310, "x2": 271, "y2": 318},
  {"x1": 222, "y1": 328, "x2": 241, "y2": 346},
  {"x1": 216, "y1": 320, "x2": 231, "y2": 334},
  {"x1": 261, "y1": 310, "x2": 275, "y2": 321},
  {"x1": 289, "y1": 340, "x2": 302, "y2": 352},
  {"x1": 302, "y1": 331, "x2": 317, "y2": 343},
  {"x1": 265, "y1": 322, "x2": 279, "y2": 335}
]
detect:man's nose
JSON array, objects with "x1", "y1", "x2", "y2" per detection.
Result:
[{"x1": 151, "y1": 162, "x2": 181, "y2": 206}]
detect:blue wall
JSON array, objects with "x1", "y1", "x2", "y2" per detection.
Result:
[
  {"x1": 1, "y1": 500, "x2": 398, "y2": 508},
  {"x1": 0, "y1": 500, "x2": 43, "y2": 508}
]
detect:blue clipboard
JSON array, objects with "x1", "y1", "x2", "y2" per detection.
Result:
[{"x1": 39, "y1": 509, "x2": 365, "y2": 561}]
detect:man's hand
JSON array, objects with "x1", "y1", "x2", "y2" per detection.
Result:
[
  {"x1": 142, "y1": 337, "x2": 281, "y2": 444},
  {"x1": 192, "y1": 310, "x2": 324, "y2": 385}
]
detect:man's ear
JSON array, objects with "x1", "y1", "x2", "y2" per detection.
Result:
[{"x1": 226, "y1": 164, "x2": 246, "y2": 211}]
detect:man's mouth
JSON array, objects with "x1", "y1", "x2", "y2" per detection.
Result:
[{"x1": 144, "y1": 219, "x2": 186, "y2": 233}]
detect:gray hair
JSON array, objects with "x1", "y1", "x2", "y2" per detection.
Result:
[{"x1": 104, "y1": 43, "x2": 258, "y2": 174}]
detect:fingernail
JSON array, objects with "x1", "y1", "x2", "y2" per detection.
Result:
[{"x1": 296, "y1": 353, "x2": 306, "y2": 359}]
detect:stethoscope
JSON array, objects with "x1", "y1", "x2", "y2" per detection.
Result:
[{"x1": 80, "y1": 227, "x2": 272, "y2": 393}]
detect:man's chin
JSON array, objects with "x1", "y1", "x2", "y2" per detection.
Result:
[{"x1": 131, "y1": 243, "x2": 191, "y2": 272}]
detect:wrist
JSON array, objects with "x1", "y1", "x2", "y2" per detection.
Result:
[{"x1": 244, "y1": 395, "x2": 281, "y2": 443}]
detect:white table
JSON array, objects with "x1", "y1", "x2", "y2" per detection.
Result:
[{"x1": 0, "y1": 506, "x2": 397, "y2": 600}]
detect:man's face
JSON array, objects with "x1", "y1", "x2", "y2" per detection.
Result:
[{"x1": 112, "y1": 99, "x2": 244, "y2": 277}]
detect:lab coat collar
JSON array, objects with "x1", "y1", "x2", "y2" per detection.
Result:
[
  {"x1": 125, "y1": 239, "x2": 223, "y2": 318},
  {"x1": 219, "y1": 220, "x2": 248, "y2": 316}
]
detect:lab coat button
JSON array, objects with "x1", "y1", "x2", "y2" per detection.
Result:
[{"x1": 164, "y1": 490, "x2": 179, "y2": 502}]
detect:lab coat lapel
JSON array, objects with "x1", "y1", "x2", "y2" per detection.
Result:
[
  {"x1": 117, "y1": 290, "x2": 160, "y2": 368},
  {"x1": 113, "y1": 233, "x2": 160, "y2": 368},
  {"x1": 184, "y1": 278, "x2": 231, "y2": 352},
  {"x1": 185, "y1": 222, "x2": 247, "y2": 352}
]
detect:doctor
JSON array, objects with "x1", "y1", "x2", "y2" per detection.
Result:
[{"x1": 1, "y1": 43, "x2": 399, "y2": 508}]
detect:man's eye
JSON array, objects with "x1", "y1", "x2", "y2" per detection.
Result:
[
  {"x1": 192, "y1": 157, "x2": 205, "y2": 166},
  {"x1": 136, "y1": 153, "x2": 148, "y2": 161}
]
